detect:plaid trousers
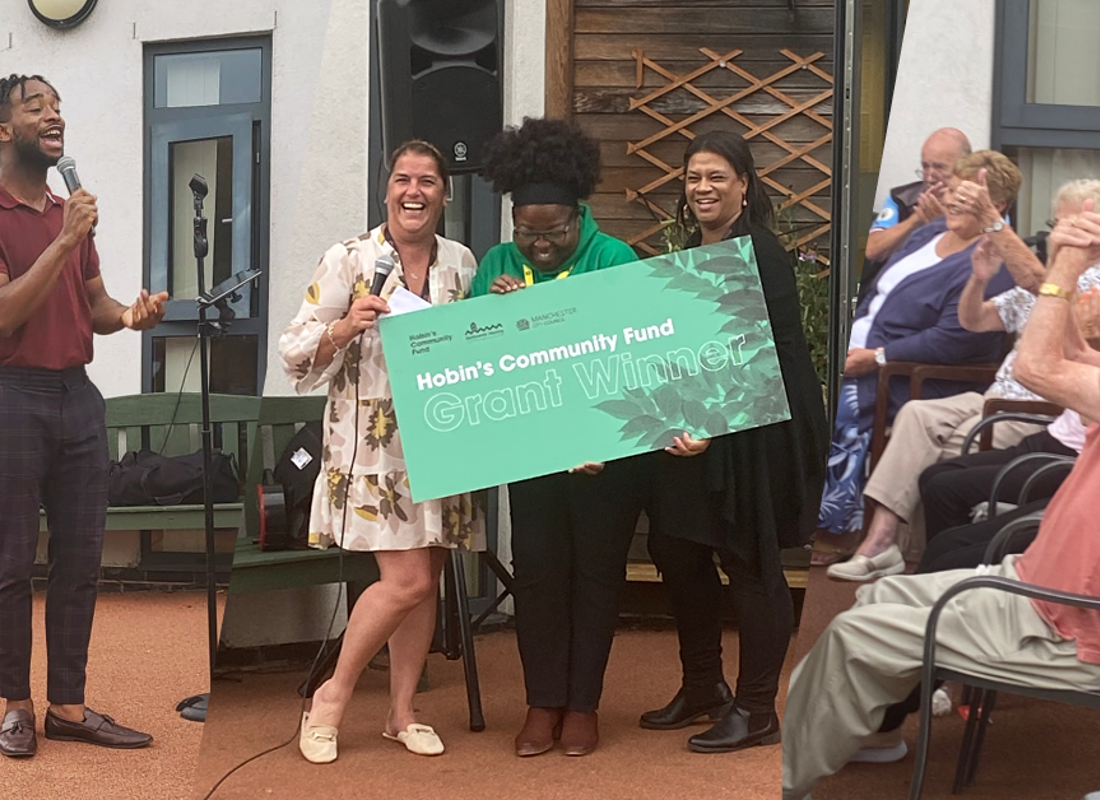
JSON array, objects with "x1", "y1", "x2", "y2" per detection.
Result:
[{"x1": 0, "y1": 366, "x2": 108, "y2": 705}]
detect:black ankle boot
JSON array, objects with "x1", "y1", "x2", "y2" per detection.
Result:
[
  {"x1": 639, "y1": 682, "x2": 734, "y2": 730},
  {"x1": 688, "y1": 702, "x2": 781, "y2": 753}
]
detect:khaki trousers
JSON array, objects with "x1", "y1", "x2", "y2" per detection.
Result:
[
  {"x1": 863, "y1": 394, "x2": 1041, "y2": 555},
  {"x1": 782, "y1": 559, "x2": 1100, "y2": 800}
]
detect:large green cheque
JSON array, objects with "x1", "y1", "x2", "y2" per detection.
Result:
[{"x1": 379, "y1": 237, "x2": 791, "y2": 502}]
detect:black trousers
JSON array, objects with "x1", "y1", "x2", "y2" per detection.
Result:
[
  {"x1": 0, "y1": 366, "x2": 108, "y2": 705},
  {"x1": 919, "y1": 430, "x2": 1075, "y2": 540},
  {"x1": 916, "y1": 498, "x2": 1049, "y2": 574},
  {"x1": 646, "y1": 532, "x2": 793, "y2": 714},
  {"x1": 508, "y1": 456, "x2": 649, "y2": 713},
  {"x1": 643, "y1": 451, "x2": 793, "y2": 715}
]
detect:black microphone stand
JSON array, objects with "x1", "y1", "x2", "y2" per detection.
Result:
[{"x1": 176, "y1": 174, "x2": 259, "y2": 722}]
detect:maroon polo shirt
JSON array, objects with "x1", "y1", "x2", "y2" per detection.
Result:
[{"x1": 0, "y1": 183, "x2": 98, "y2": 369}]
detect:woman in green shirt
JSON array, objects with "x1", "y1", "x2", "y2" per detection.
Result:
[{"x1": 471, "y1": 118, "x2": 638, "y2": 758}]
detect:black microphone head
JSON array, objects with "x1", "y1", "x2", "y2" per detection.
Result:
[
  {"x1": 56, "y1": 156, "x2": 81, "y2": 195},
  {"x1": 189, "y1": 173, "x2": 209, "y2": 198},
  {"x1": 375, "y1": 253, "x2": 396, "y2": 278}
]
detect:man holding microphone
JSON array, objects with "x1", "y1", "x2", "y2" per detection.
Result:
[{"x1": 0, "y1": 74, "x2": 168, "y2": 757}]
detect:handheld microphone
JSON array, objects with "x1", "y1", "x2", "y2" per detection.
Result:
[
  {"x1": 56, "y1": 156, "x2": 81, "y2": 194},
  {"x1": 56, "y1": 156, "x2": 96, "y2": 236},
  {"x1": 370, "y1": 254, "x2": 395, "y2": 296}
]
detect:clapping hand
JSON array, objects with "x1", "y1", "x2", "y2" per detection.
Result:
[
  {"x1": 971, "y1": 236, "x2": 1004, "y2": 281},
  {"x1": 1049, "y1": 198, "x2": 1100, "y2": 272},
  {"x1": 1074, "y1": 286, "x2": 1100, "y2": 343},
  {"x1": 915, "y1": 182, "x2": 947, "y2": 224},
  {"x1": 954, "y1": 168, "x2": 999, "y2": 225},
  {"x1": 121, "y1": 289, "x2": 169, "y2": 330}
]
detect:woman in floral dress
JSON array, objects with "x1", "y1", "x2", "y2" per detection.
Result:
[{"x1": 279, "y1": 140, "x2": 483, "y2": 764}]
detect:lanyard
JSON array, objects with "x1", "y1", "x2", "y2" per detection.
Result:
[{"x1": 522, "y1": 264, "x2": 573, "y2": 286}]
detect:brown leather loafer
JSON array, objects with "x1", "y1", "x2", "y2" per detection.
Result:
[
  {"x1": 0, "y1": 710, "x2": 37, "y2": 758},
  {"x1": 514, "y1": 707, "x2": 563, "y2": 757},
  {"x1": 560, "y1": 711, "x2": 598, "y2": 756},
  {"x1": 44, "y1": 708, "x2": 152, "y2": 749}
]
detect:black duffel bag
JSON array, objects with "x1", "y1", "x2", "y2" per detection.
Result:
[{"x1": 108, "y1": 449, "x2": 240, "y2": 507}]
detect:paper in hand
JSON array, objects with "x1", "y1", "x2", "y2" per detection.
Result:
[{"x1": 387, "y1": 286, "x2": 432, "y2": 316}]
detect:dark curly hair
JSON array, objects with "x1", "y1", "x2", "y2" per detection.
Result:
[
  {"x1": 0, "y1": 74, "x2": 58, "y2": 122},
  {"x1": 480, "y1": 117, "x2": 602, "y2": 201}
]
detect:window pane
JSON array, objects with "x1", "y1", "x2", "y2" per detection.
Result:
[
  {"x1": 1026, "y1": 0, "x2": 1100, "y2": 106},
  {"x1": 169, "y1": 137, "x2": 234, "y2": 299},
  {"x1": 154, "y1": 49, "x2": 262, "y2": 108},
  {"x1": 1010, "y1": 147, "x2": 1100, "y2": 240},
  {"x1": 151, "y1": 335, "x2": 259, "y2": 396}
]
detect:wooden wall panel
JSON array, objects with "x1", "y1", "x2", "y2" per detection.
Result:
[{"x1": 548, "y1": 0, "x2": 835, "y2": 256}]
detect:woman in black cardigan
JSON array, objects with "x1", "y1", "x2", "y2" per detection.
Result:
[{"x1": 640, "y1": 131, "x2": 829, "y2": 752}]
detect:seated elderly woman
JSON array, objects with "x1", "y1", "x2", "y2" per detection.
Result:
[
  {"x1": 816, "y1": 151, "x2": 1021, "y2": 549},
  {"x1": 782, "y1": 208, "x2": 1100, "y2": 800},
  {"x1": 827, "y1": 179, "x2": 1100, "y2": 581}
]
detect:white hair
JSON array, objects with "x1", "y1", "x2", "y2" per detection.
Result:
[{"x1": 1054, "y1": 179, "x2": 1100, "y2": 211}]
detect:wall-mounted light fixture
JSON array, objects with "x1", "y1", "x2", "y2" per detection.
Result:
[{"x1": 27, "y1": 0, "x2": 98, "y2": 30}]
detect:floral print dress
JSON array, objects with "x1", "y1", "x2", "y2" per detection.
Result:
[{"x1": 278, "y1": 225, "x2": 485, "y2": 552}]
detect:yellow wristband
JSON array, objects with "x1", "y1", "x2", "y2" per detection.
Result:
[{"x1": 1038, "y1": 282, "x2": 1073, "y2": 301}]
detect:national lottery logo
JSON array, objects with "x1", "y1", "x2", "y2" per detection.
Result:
[
  {"x1": 454, "y1": 142, "x2": 468, "y2": 162},
  {"x1": 465, "y1": 321, "x2": 504, "y2": 340}
]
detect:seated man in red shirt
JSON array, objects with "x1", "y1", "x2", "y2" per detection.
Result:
[
  {"x1": 0, "y1": 74, "x2": 168, "y2": 758},
  {"x1": 782, "y1": 204, "x2": 1100, "y2": 800}
]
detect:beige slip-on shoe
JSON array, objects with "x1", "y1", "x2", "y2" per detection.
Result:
[
  {"x1": 826, "y1": 544, "x2": 906, "y2": 582},
  {"x1": 382, "y1": 723, "x2": 445, "y2": 756},
  {"x1": 299, "y1": 711, "x2": 338, "y2": 764}
]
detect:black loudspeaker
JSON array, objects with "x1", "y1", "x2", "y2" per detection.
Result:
[{"x1": 377, "y1": 0, "x2": 503, "y2": 174}]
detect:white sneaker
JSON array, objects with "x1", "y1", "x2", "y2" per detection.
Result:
[
  {"x1": 932, "y1": 687, "x2": 953, "y2": 717},
  {"x1": 826, "y1": 544, "x2": 906, "y2": 582},
  {"x1": 849, "y1": 728, "x2": 908, "y2": 763}
]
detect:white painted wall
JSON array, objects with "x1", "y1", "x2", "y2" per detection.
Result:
[
  {"x1": 1, "y1": 0, "x2": 373, "y2": 647},
  {"x1": 873, "y1": 0, "x2": 996, "y2": 210},
  {"x1": 4, "y1": 0, "x2": 540, "y2": 644},
  {"x1": 0, "y1": 0, "x2": 345, "y2": 397},
  {"x1": 498, "y1": 0, "x2": 547, "y2": 244},
  {"x1": 488, "y1": 0, "x2": 548, "y2": 611}
]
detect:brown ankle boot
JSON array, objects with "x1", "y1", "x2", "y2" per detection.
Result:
[
  {"x1": 560, "y1": 711, "x2": 598, "y2": 756},
  {"x1": 514, "y1": 707, "x2": 563, "y2": 757}
]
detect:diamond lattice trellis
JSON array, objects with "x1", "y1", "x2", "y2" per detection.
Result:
[{"x1": 624, "y1": 47, "x2": 834, "y2": 259}]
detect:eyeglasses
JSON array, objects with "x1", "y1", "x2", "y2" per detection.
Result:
[
  {"x1": 914, "y1": 165, "x2": 951, "y2": 181},
  {"x1": 514, "y1": 217, "x2": 576, "y2": 246}
]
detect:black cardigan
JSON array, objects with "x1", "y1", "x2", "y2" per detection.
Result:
[{"x1": 680, "y1": 220, "x2": 829, "y2": 569}]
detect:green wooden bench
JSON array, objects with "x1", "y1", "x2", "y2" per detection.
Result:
[
  {"x1": 38, "y1": 392, "x2": 260, "y2": 534},
  {"x1": 229, "y1": 395, "x2": 380, "y2": 595}
]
